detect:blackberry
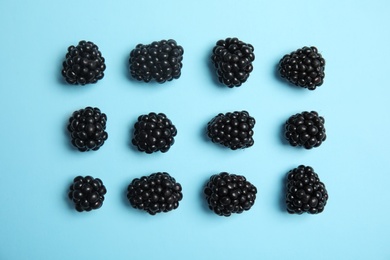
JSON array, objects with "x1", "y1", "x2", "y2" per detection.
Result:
[
  {"x1": 278, "y1": 46, "x2": 325, "y2": 90},
  {"x1": 67, "y1": 107, "x2": 108, "y2": 152},
  {"x1": 286, "y1": 165, "x2": 328, "y2": 214},
  {"x1": 132, "y1": 112, "x2": 177, "y2": 153},
  {"x1": 127, "y1": 172, "x2": 183, "y2": 215},
  {"x1": 284, "y1": 111, "x2": 326, "y2": 149},
  {"x1": 68, "y1": 176, "x2": 107, "y2": 212},
  {"x1": 204, "y1": 172, "x2": 257, "y2": 217},
  {"x1": 62, "y1": 40, "x2": 106, "y2": 85},
  {"x1": 207, "y1": 111, "x2": 255, "y2": 150},
  {"x1": 129, "y1": 39, "x2": 184, "y2": 83},
  {"x1": 211, "y1": 37, "x2": 255, "y2": 88}
]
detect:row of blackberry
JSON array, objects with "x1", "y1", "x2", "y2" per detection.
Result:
[
  {"x1": 67, "y1": 108, "x2": 326, "y2": 152},
  {"x1": 62, "y1": 40, "x2": 325, "y2": 90},
  {"x1": 68, "y1": 167, "x2": 328, "y2": 215}
]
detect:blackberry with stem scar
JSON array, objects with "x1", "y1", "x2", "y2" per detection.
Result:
[
  {"x1": 211, "y1": 37, "x2": 255, "y2": 88},
  {"x1": 129, "y1": 39, "x2": 184, "y2": 83},
  {"x1": 62, "y1": 40, "x2": 106, "y2": 85}
]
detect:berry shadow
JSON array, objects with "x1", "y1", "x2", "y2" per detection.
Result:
[
  {"x1": 199, "y1": 177, "x2": 214, "y2": 215},
  {"x1": 64, "y1": 179, "x2": 75, "y2": 211},
  {"x1": 63, "y1": 116, "x2": 77, "y2": 152},
  {"x1": 279, "y1": 121, "x2": 290, "y2": 146},
  {"x1": 278, "y1": 172, "x2": 287, "y2": 212}
]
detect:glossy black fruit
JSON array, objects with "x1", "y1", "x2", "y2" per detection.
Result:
[
  {"x1": 286, "y1": 165, "x2": 328, "y2": 214},
  {"x1": 284, "y1": 111, "x2": 326, "y2": 149},
  {"x1": 67, "y1": 107, "x2": 108, "y2": 152},
  {"x1": 129, "y1": 39, "x2": 184, "y2": 83},
  {"x1": 278, "y1": 46, "x2": 325, "y2": 90},
  {"x1": 211, "y1": 37, "x2": 255, "y2": 88},
  {"x1": 204, "y1": 172, "x2": 257, "y2": 216},
  {"x1": 132, "y1": 112, "x2": 177, "y2": 153},
  {"x1": 127, "y1": 172, "x2": 183, "y2": 215},
  {"x1": 207, "y1": 111, "x2": 255, "y2": 150},
  {"x1": 62, "y1": 40, "x2": 106, "y2": 85},
  {"x1": 68, "y1": 176, "x2": 107, "y2": 212}
]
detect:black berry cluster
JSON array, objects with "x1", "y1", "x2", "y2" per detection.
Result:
[
  {"x1": 68, "y1": 176, "x2": 107, "y2": 212},
  {"x1": 207, "y1": 111, "x2": 255, "y2": 150},
  {"x1": 204, "y1": 172, "x2": 257, "y2": 217},
  {"x1": 62, "y1": 40, "x2": 106, "y2": 85},
  {"x1": 132, "y1": 112, "x2": 177, "y2": 153},
  {"x1": 129, "y1": 39, "x2": 184, "y2": 83},
  {"x1": 127, "y1": 172, "x2": 183, "y2": 215},
  {"x1": 286, "y1": 165, "x2": 328, "y2": 214},
  {"x1": 284, "y1": 111, "x2": 326, "y2": 149},
  {"x1": 211, "y1": 37, "x2": 255, "y2": 88},
  {"x1": 278, "y1": 46, "x2": 325, "y2": 90},
  {"x1": 67, "y1": 107, "x2": 108, "y2": 152}
]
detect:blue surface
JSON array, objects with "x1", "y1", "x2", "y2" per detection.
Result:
[{"x1": 1, "y1": 0, "x2": 389, "y2": 259}]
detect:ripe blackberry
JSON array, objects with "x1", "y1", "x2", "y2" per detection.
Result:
[
  {"x1": 67, "y1": 107, "x2": 108, "y2": 152},
  {"x1": 286, "y1": 165, "x2": 328, "y2": 214},
  {"x1": 278, "y1": 46, "x2": 325, "y2": 90},
  {"x1": 204, "y1": 172, "x2": 257, "y2": 217},
  {"x1": 68, "y1": 176, "x2": 107, "y2": 212},
  {"x1": 127, "y1": 172, "x2": 183, "y2": 215},
  {"x1": 211, "y1": 37, "x2": 255, "y2": 88},
  {"x1": 284, "y1": 111, "x2": 326, "y2": 149},
  {"x1": 62, "y1": 40, "x2": 106, "y2": 85},
  {"x1": 132, "y1": 112, "x2": 177, "y2": 153},
  {"x1": 129, "y1": 39, "x2": 184, "y2": 83},
  {"x1": 207, "y1": 111, "x2": 255, "y2": 150}
]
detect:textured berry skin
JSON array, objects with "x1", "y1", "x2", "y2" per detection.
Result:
[
  {"x1": 286, "y1": 165, "x2": 328, "y2": 214},
  {"x1": 62, "y1": 40, "x2": 106, "y2": 85},
  {"x1": 211, "y1": 37, "x2": 255, "y2": 88},
  {"x1": 67, "y1": 107, "x2": 108, "y2": 152},
  {"x1": 132, "y1": 112, "x2": 177, "y2": 154},
  {"x1": 129, "y1": 39, "x2": 184, "y2": 83},
  {"x1": 204, "y1": 172, "x2": 257, "y2": 217},
  {"x1": 127, "y1": 172, "x2": 183, "y2": 215},
  {"x1": 68, "y1": 176, "x2": 107, "y2": 212},
  {"x1": 278, "y1": 46, "x2": 325, "y2": 90},
  {"x1": 207, "y1": 111, "x2": 255, "y2": 150},
  {"x1": 284, "y1": 111, "x2": 326, "y2": 149}
]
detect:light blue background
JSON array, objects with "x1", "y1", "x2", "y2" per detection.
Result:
[{"x1": 0, "y1": 0, "x2": 389, "y2": 259}]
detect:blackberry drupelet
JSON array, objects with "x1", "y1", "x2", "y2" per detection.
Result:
[
  {"x1": 68, "y1": 176, "x2": 107, "y2": 212},
  {"x1": 62, "y1": 40, "x2": 106, "y2": 85},
  {"x1": 129, "y1": 39, "x2": 184, "y2": 83},
  {"x1": 67, "y1": 106, "x2": 108, "y2": 152},
  {"x1": 286, "y1": 165, "x2": 328, "y2": 214},
  {"x1": 204, "y1": 172, "x2": 257, "y2": 217},
  {"x1": 211, "y1": 37, "x2": 255, "y2": 88},
  {"x1": 207, "y1": 111, "x2": 255, "y2": 150},
  {"x1": 132, "y1": 112, "x2": 177, "y2": 154},
  {"x1": 284, "y1": 111, "x2": 326, "y2": 149},
  {"x1": 278, "y1": 46, "x2": 325, "y2": 90},
  {"x1": 127, "y1": 172, "x2": 183, "y2": 215}
]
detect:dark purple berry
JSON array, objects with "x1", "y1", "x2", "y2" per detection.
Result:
[
  {"x1": 127, "y1": 172, "x2": 183, "y2": 215},
  {"x1": 132, "y1": 112, "x2": 177, "y2": 153},
  {"x1": 129, "y1": 39, "x2": 184, "y2": 83},
  {"x1": 204, "y1": 172, "x2": 257, "y2": 216},
  {"x1": 278, "y1": 46, "x2": 325, "y2": 90},
  {"x1": 207, "y1": 111, "x2": 255, "y2": 150},
  {"x1": 68, "y1": 176, "x2": 107, "y2": 212},
  {"x1": 62, "y1": 40, "x2": 106, "y2": 85},
  {"x1": 284, "y1": 111, "x2": 326, "y2": 149},
  {"x1": 286, "y1": 165, "x2": 328, "y2": 214},
  {"x1": 67, "y1": 107, "x2": 108, "y2": 152},
  {"x1": 211, "y1": 37, "x2": 255, "y2": 88}
]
